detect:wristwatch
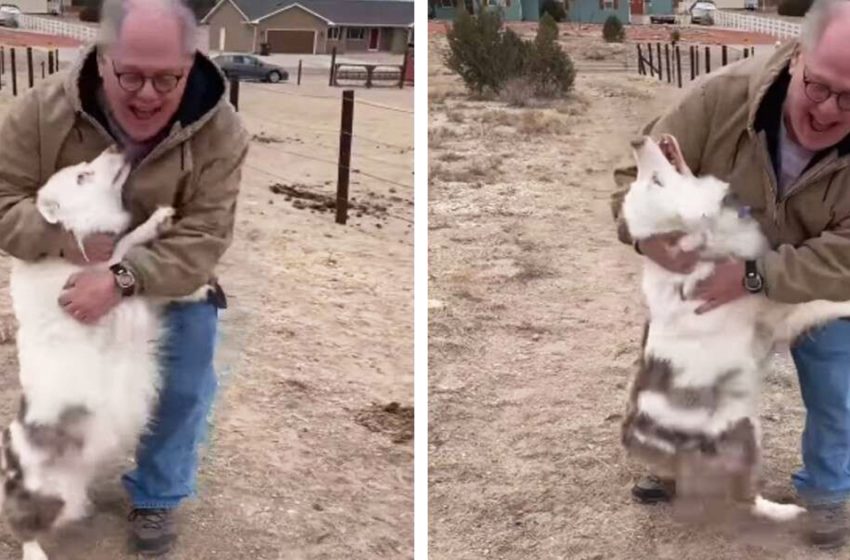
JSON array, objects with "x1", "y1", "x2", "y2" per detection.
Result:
[
  {"x1": 110, "y1": 263, "x2": 136, "y2": 297},
  {"x1": 743, "y1": 260, "x2": 764, "y2": 293}
]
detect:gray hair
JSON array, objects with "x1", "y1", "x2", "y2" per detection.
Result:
[
  {"x1": 800, "y1": 0, "x2": 850, "y2": 52},
  {"x1": 97, "y1": 0, "x2": 198, "y2": 57}
]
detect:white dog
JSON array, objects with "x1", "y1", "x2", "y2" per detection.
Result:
[
  {"x1": 0, "y1": 146, "x2": 206, "y2": 560},
  {"x1": 619, "y1": 135, "x2": 850, "y2": 524}
]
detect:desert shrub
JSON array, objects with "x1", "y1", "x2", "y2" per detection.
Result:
[
  {"x1": 445, "y1": 9, "x2": 512, "y2": 95},
  {"x1": 777, "y1": 0, "x2": 813, "y2": 15},
  {"x1": 602, "y1": 15, "x2": 625, "y2": 43},
  {"x1": 539, "y1": 0, "x2": 567, "y2": 22},
  {"x1": 446, "y1": 8, "x2": 575, "y2": 98},
  {"x1": 525, "y1": 16, "x2": 575, "y2": 97}
]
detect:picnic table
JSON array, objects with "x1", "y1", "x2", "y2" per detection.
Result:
[{"x1": 332, "y1": 62, "x2": 403, "y2": 88}]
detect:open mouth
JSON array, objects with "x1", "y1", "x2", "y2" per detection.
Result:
[
  {"x1": 810, "y1": 114, "x2": 833, "y2": 133},
  {"x1": 130, "y1": 106, "x2": 161, "y2": 121}
]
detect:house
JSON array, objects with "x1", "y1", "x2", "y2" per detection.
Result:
[
  {"x1": 430, "y1": 0, "x2": 539, "y2": 22},
  {"x1": 201, "y1": 0, "x2": 413, "y2": 55},
  {"x1": 569, "y1": 0, "x2": 629, "y2": 23},
  {"x1": 631, "y1": 0, "x2": 676, "y2": 20}
]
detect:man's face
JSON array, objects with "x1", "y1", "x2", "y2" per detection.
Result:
[
  {"x1": 786, "y1": 16, "x2": 850, "y2": 152},
  {"x1": 97, "y1": 6, "x2": 193, "y2": 142}
]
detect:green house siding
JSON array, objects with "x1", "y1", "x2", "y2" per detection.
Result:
[
  {"x1": 432, "y1": 0, "x2": 524, "y2": 20},
  {"x1": 521, "y1": 0, "x2": 539, "y2": 20},
  {"x1": 646, "y1": 0, "x2": 674, "y2": 14},
  {"x1": 569, "y1": 0, "x2": 629, "y2": 23}
]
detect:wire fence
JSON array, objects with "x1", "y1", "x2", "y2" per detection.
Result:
[
  {"x1": 0, "y1": 45, "x2": 63, "y2": 96},
  {"x1": 232, "y1": 80, "x2": 413, "y2": 226},
  {"x1": 634, "y1": 42, "x2": 758, "y2": 88}
]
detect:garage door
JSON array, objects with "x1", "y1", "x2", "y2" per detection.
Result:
[{"x1": 266, "y1": 30, "x2": 315, "y2": 54}]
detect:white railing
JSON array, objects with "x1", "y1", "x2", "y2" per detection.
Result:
[
  {"x1": 712, "y1": 10, "x2": 801, "y2": 39},
  {"x1": 15, "y1": 14, "x2": 98, "y2": 43}
]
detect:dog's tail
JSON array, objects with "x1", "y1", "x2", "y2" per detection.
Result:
[{"x1": 751, "y1": 495, "x2": 805, "y2": 522}]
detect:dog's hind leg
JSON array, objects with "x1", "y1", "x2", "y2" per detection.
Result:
[{"x1": 21, "y1": 540, "x2": 48, "y2": 560}]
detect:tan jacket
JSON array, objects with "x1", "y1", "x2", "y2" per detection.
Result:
[
  {"x1": 611, "y1": 40, "x2": 850, "y2": 304},
  {"x1": 0, "y1": 45, "x2": 250, "y2": 298}
]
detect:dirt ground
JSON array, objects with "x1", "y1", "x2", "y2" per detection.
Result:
[
  {"x1": 0, "y1": 56, "x2": 413, "y2": 559},
  {"x1": 428, "y1": 31, "x2": 838, "y2": 560}
]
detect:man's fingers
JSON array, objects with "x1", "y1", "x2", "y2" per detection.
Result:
[{"x1": 695, "y1": 300, "x2": 717, "y2": 315}]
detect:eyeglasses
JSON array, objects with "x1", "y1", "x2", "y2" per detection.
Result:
[
  {"x1": 111, "y1": 61, "x2": 184, "y2": 94},
  {"x1": 802, "y1": 69, "x2": 850, "y2": 112}
]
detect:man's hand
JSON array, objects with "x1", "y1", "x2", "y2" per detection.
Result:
[
  {"x1": 691, "y1": 259, "x2": 748, "y2": 315},
  {"x1": 61, "y1": 232, "x2": 116, "y2": 266},
  {"x1": 58, "y1": 269, "x2": 121, "y2": 325},
  {"x1": 636, "y1": 232, "x2": 700, "y2": 274}
]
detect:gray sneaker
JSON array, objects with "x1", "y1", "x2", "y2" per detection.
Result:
[
  {"x1": 128, "y1": 508, "x2": 177, "y2": 556},
  {"x1": 807, "y1": 502, "x2": 849, "y2": 550}
]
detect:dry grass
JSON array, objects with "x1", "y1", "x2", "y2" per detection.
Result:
[
  {"x1": 429, "y1": 126, "x2": 461, "y2": 148},
  {"x1": 430, "y1": 156, "x2": 503, "y2": 185}
]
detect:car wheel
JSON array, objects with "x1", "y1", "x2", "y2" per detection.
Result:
[{"x1": 268, "y1": 71, "x2": 282, "y2": 83}]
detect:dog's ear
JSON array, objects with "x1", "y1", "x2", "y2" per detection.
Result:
[
  {"x1": 659, "y1": 134, "x2": 693, "y2": 177},
  {"x1": 36, "y1": 197, "x2": 61, "y2": 225}
]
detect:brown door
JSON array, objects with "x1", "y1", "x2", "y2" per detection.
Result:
[
  {"x1": 630, "y1": 0, "x2": 644, "y2": 14},
  {"x1": 266, "y1": 30, "x2": 315, "y2": 54},
  {"x1": 368, "y1": 28, "x2": 380, "y2": 50}
]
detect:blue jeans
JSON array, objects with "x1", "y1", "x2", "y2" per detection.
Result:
[
  {"x1": 791, "y1": 319, "x2": 850, "y2": 506},
  {"x1": 121, "y1": 300, "x2": 219, "y2": 509}
]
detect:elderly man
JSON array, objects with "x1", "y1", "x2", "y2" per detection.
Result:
[
  {"x1": 611, "y1": 0, "x2": 850, "y2": 550},
  {"x1": 0, "y1": 0, "x2": 249, "y2": 555}
]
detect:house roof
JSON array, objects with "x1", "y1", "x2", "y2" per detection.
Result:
[{"x1": 210, "y1": 0, "x2": 414, "y2": 26}]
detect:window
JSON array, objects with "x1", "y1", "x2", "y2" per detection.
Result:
[
  {"x1": 439, "y1": 0, "x2": 455, "y2": 6},
  {"x1": 328, "y1": 27, "x2": 341, "y2": 40},
  {"x1": 347, "y1": 27, "x2": 366, "y2": 40},
  {"x1": 603, "y1": 0, "x2": 614, "y2": 7}
]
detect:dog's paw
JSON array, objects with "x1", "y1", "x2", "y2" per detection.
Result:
[
  {"x1": 22, "y1": 541, "x2": 49, "y2": 560},
  {"x1": 152, "y1": 207, "x2": 176, "y2": 234}
]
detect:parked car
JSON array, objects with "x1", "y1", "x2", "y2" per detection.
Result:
[
  {"x1": 0, "y1": 4, "x2": 20, "y2": 28},
  {"x1": 690, "y1": 1, "x2": 716, "y2": 24},
  {"x1": 744, "y1": 0, "x2": 758, "y2": 9},
  {"x1": 649, "y1": 14, "x2": 677, "y2": 23},
  {"x1": 212, "y1": 54, "x2": 289, "y2": 83}
]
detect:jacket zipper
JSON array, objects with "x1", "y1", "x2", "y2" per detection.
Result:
[{"x1": 750, "y1": 127, "x2": 781, "y2": 227}]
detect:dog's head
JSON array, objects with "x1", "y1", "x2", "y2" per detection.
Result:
[
  {"x1": 622, "y1": 135, "x2": 731, "y2": 241},
  {"x1": 36, "y1": 145, "x2": 131, "y2": 236}
]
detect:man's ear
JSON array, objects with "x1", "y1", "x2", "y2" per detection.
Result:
[{"x1": 36, "y1": 197, "x2": 60, "y2": 225}]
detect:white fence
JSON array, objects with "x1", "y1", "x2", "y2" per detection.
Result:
[
  {"x1": 16, "y1": 14, "x2": 98, "y2": 43},
  {"x1": 712, "y1": 11, "x2": 802, "y2": 39},
  {"x1": 13, "y1": 15, "x2": 210, "y2": 53}
]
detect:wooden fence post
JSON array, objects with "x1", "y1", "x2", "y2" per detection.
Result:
[
  {"x1": 26, "y1": 47, "x2": 33, "y2": 88},
  {"x1": 41, "y1": 61, "x2": 45, "y2": 79},
  {"x1": 636, "y1": 44, "x2": 645, "y2": 75},
  {"x1": 11, "y1": 48, "x2": 17, "y2": 96},
  {"x1": 399, "y1": 46, "x2": 409, "y2": 89},
  {"x1": 228, "y1": 76, "x2": 239, "y2": 111},
  {"x1": 48, "y1": 50, "x2": 54, "y2": 74},
  {"x1": 336, "y1": 89, "x2": 354, "y2": 225},
  {"x1": 329, "y1": 46, "x2": 337, "y2": 86},
  {"x1": 705, "y1": 46, "x2": 711, "y2": 74},
  {"x1": 665, "y1": 43, "x2": 671, "y2": 84},
  {"x1": 722, "y1": 44, "x2": 728, "y2": 66},
  {"x1": 297, "y1": 59, "x2": 302, "y2": 85},
  {"x1": 648, "y1": 43, "x2": 655, "y2": 78},
  {"x1": 656, "y1": 42, "x2": 662, "y2": 81},
  {"x1": 676, "y1": 45, "x2": 683, "y2": 89}
]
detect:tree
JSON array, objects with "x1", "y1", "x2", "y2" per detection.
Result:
[{"x1": 540, "y1": 0, "x2": 567, "y2": 22}]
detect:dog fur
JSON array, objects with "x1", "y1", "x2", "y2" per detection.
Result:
[
  {"x1": 0, "y1": 146, "x2": 208, "y2": 560},
  {"x1": 619, "y1": 135, "x2": 850, "y2": 524}
]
